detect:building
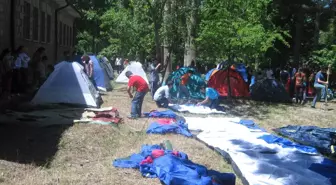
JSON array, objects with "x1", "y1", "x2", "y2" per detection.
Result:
[{"x1": 0, "y1": 0, "x2": 80, "y2": 63}]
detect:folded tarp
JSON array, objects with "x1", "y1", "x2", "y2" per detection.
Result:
[
  {"x1": 275, "y1": 125, "x2": 336, "y2": 156},
  {"x1": 143, "y1": 110, "x2": 177, "y2": 118},
  {"x1": 146, "y1": 119, "x2": 192, "y2": 137},
  {"x1": 169, "y1": 104, "x2": 225, "y2": 114},
  {"x1": 186, "y1": 117, "x2": 336, "y2": 185},
  {"x1": 113, "y1": 144, "x2": 236, "y2": 185}
]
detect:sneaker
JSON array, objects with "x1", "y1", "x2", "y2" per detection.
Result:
[{"x1": 311, "y1": 106, "x2": 316, "y2": 109}]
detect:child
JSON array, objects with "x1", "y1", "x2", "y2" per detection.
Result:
[{"x1": 178, "y1": 70, "x2": 193, "y2": 101}]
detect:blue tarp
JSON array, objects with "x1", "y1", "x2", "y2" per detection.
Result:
[
  {"x1": 239, "y1": 120, "x2": 319, "y2": 154},
  {"x1": 146, "y1": 120, "x2": 192, "y2": 137},
  {"x1": 275, "y1": 125, "x2": 336, "y2": 156},
  {"x1": 144, "y1": 110, "x2": 177, "y2": 118},
  {"x1": 89, "y1": 55, "x2": 112, "y2": 91},
  {"x1": 166, "y1": 67, "x2": 206, "y2": 99},
  {"x1": 234, "y1": 64, "x2": 248, "y2": 83},
  {"x1": 113, "y1": 145, "x2": 236, "y2": 185},
  {"x1": 205, "y1": 68, "x2": 216, "y2": 82}
]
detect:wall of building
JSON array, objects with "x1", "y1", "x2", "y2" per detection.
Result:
[{"x1": 0, "y1": 0, "x2": 12, "y2": 50}]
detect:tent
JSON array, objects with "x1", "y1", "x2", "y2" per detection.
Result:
[
  {"x1": 100, "y1": 56, "x2": 114, "y2": 80},
  {"x1": 116, "y1": 61, "x2": 149, "y2": 84},
  {"x1": 250, "y1": 79, "x2": 291, "y2": 103},
  {"x1": 166, "y1": 67, "x2": 206, "y2": 99},
  {"x1": 205, "y1": 68, "x2": 218, "y2": 82},
  {"x1": 208, "y1": 68, "x2": 250, "y2": 98},
  {"x1": 89, "y1": 55, "x2": 112, "y2": 92},
  {"x1": 31, "y1": 61, "x2": 100, "y2": 108}
]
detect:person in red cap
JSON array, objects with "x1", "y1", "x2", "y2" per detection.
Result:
[{"x1": 126, "y1": 71, "x2": 149, "y2": 119}]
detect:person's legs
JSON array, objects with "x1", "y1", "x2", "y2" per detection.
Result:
[
  {"x1": 150, "y1": 81, "x2": 158, "y2": 98},
  {"x1": 209, "y1": 99, "x2": 220, "y2": 109},
  {"x1": 131, "y1": 92, "x2": 141, "y2": 117},
  {"x1": 312, "y1": 83, "x2": 324, "y2": 108},
  {"x1": 295, "y1": 86, "x2": 300, "y2": 103},
  {"x1": 156, "y1": 98, "x2": 168, "y2": 108},
  {"x1": 137, "y1": 92, "x2": 147, "y2": 116}
]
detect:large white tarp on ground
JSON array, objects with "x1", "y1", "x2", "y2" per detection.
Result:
[
  {"x1": 185, "y1": 117, "x2": 334, "y2": 185},
  {"x1": 169, "y1": 104, "x2": 225, "y2": 114}
]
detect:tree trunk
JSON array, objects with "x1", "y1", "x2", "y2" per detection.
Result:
[
  {"x1": 154, "y1": 21, "x2": 162, "y2": 63},
  {"x1": 293, "y1": 8, "x2": 304, "y2": 66},
  {"x1": 184, "y1": 0, "x2": 198, "y2": 67},
  {"x1": 163, "y1": 0, "x2": 172, "y2": 82}
]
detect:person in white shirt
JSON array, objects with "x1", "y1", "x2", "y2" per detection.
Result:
[{"x1": 153, "y1": 81, "x2": 173, "y2": 108}]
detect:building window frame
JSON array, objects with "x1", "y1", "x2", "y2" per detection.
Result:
[
  {"x1": 32, "y1": 6, "x2": 39, "y2": 41},
  {"x1": 23, "y1": 1, "x2": 31, "y2": 40},
  {"x1": 46, "y1": 14, "x2": 51, "y2": 43},
  {"x1": 40, "y1": 10, "x2": 46, "y2": 43}
]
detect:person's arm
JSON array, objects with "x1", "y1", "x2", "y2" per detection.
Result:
[
  {"x1": 155, "y1": 63, "x2": 161, "y2": 71},
  {"x1": 165, "y1": 87, "x2": 170, "y2": 102},
  {"x1": 197, "y1": 97, "x2": 210, "y2": 106},
  {"x1": 317, "y1": 77, "x2": 328, "y2": 85},
  {"x1": 127, "y1": 86, "x2": 133, "y2": 98}
]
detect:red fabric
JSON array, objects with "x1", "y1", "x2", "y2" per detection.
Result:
[
  {"x1": 140, "y1": 156, "x2": 153, "y2": 165},
  {"x1": 172, "y1": 151, "x2": 179, "y2": 156},
  {"x1": 308, "y1": 85, "x2": 315, "y2": 96},
  {"x1": 152, "y1": 149, "x2": 165, "y2": 158},
  {"x1": 285, "y1": 78, "x2": 290, "y2": 93},
  {"x1": 208, "y1": 69, "x2": 250, "y2": 97},
  {"x1": 157, "y1": 118, "x2": 176, "y2": 125},
  {"x1": 128, "y1": 75, "x2": 149, "y2": 92}
]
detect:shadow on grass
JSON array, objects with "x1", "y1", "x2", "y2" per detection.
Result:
[{"x1": 0, "y1": 124, "x2": 71, "y2": 167}]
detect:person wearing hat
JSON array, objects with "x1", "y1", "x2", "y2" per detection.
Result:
[
  {"x1": 126, "y1": 71, "x2": 149, "y2": 119},
  {"x1": 153, "y1": 81, "x2": 173, "y2": 108},
  {"x1": 197, "y1": 86, "x2": 220, "y2": 109}
]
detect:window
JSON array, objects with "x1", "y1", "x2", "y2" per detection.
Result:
[
  {"x1": 46, "y1": 14, "x2": 51, "y2": 43},
  {"x1": 40, "y1": 11, "x2": 46, "y2": 42},
  {"x1": 63, "y1": 24, "x2": 66, "y2": 46},
  {"x1": 67, "y1": 26, "x2": 70, "y2": 46},
  {"x1": 59, "y1": 22, "x2": 63, "y2": 45},
  {"x1": 23, "y1": 2, "x2": 31, "y2": 39},
  {"x1": 32, "y1": 7, "x2": 38, "y2": 41}
]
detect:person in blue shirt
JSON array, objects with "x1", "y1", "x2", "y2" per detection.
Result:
[
  {"x1": 149, "y1": 59, "x2": 161, "y2": 99},
  {"x1": 197, "y1": 86, "x2": 220, "y2": 109},
  {"x1": 311, "y1": 66, "x2": 329, "y2": 108}
]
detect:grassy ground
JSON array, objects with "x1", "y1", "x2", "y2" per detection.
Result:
[{"x1": 0, "y1": 84, "x2": 335, "y2": 185}]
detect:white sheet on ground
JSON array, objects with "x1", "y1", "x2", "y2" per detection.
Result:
[
  {"x1": 185, "y1": 117, "x2": 332, "y2": 185},
  {"x1": 169, "y1": 104, "x2": 225, "y2": 114}
]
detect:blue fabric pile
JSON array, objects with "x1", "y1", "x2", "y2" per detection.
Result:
[
  {"x1": 144, "y1": 110, "x2": 177, "y2": 118},
  {"x1": 113, "y1": 145, "x2": 236, "y2": 185},
  {"x1": 275, "y1": 125, "x2": 336, "y2": 156},
  {"x1": 146, "y1": 120, "x2": 192, "y2": 137}
]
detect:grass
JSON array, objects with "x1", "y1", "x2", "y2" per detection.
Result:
[{"x1": 0, "y1": 84, "x2": 335, "y2": 185}]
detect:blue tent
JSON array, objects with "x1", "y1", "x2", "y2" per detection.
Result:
[
  {"x1": 205, "y1": 68, "x2": 216, "y2": 81},
  {"x1": 89, "y1": 55, "x2": 112, "y2": 92}
]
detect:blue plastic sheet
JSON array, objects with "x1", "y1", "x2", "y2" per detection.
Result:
[
  {"x1": 205, "y1": 68, "x2": 216, "y2": 81},
  {"x1": 143, "y1": 110, "x2": 177, "y2": 118},
  {"x1": 113, "y1": 145, "x2": 236, "y2": 185},
  {"x1": 275, "y1": 125, "x2": 336, "y2": 156},
  {"x1": 146, "y1": 120, "x2": 192, "y2": 137}
]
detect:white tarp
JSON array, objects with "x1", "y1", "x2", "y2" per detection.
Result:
[
  {"x1": 168, "y1": 104, "x2": 225, "y2": 114},
  {"x1": 32, "y1": 61, "x2": 99, "y2": 108},
  {"x1": 116, "y1": 61, "x2": 149, "y2": 84},
  {"x1": 186, "y1": 117, "x2": 333, "y2": 185}
]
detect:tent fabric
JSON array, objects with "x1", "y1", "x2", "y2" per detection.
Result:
[
  {"x1": 32, "y1": 61, "x2": 99, "y2": 108},
  {"x1": 89, "y1": 55, "x2": 112, "y2": 92},
  {"x1": 143, "y1": 110, "x2": 177, "y2": 119},
  {"x1": 116, "y1": 61, "x2": 149, "y2": 84},
  {"x1": 208, "y1": 68, "x2": 250, "y2": 97},
  {"x1": 251, "y1": 79, "x2": 291, "y2": 102},
  {"x1": 186, "y1": 117, "x2": 336, "y2": 185},
  {"x1": 146, "y1": 120, "x2": 192, "y2": 137},
  {"x1": 166, "y1": 67, "x2": 206, "y2": 99},
  {"x1": 205, "y1": 68, "x2": 216, "y2": 82},
  {"x1": 100, "y1": 57, "x2": 114, "y2": 80},
  {"x1": 233, "y1": 64, "x2": 248, "y2": 83},
  {"x1": 113, "y1": 144, "x2": 236, "y2": 185},
  {"x1": 275, "y1": 125, "x2": 336, "y2": 156},
  {"x1": 168, "y1": 104, "x2": 225, "y2": 114}
]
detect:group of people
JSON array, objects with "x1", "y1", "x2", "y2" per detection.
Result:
[
  {"x1": 0, "y1": 46, "x2": 52, "y2": 99},
  {"x1": 125, "y1": 65, "x2": 220, "y2": 119}
]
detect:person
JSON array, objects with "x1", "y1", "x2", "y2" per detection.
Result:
[
  {"x1": 154, "y1": 81, "x2": 173, "y2": 108},
  {"x1": 13, "y1": 46, "x2": 30, "y2": 93},
  {"x1": 123, "y1": 59, "x2": 129, "y2": 68},
  {"x1": 31, "y1": 47, "x2": 46, "y2": 88},
  {"x1": 178, "y1": 70, "x2": 193, "y2": 101},
  {"x1": 82, "y1": 55, "x2": 94, "y2": 79},
  {"x1": 125, "y1": 71, "x2": 149, "y2": 119},
  {"x1": 266, "y1": 68, "x2": 274, "y2": 79},
  {"x1": 149, "y1": 59, "x2": 161, "y2": 98},
  {"x1": 294, "y1": 68, "x2": 306, "y2": 104},
  {"x1": 311, "y1": 66, "x2": 328, "y2": 108},
  {"x1": 0, "y1": 49, "x2": 14, "y2": 98},
  {"x1": 115, "y1": 57, "x2": 122, "y2": 74},
  {"x1": 197, "y1": 86, "x2": 220, "y2": 109},
  {"x1": 63, "y1": 51, "x2": 71, "y2": 62},
  {"x1": 37, "y1": 56, "x2": 48, "y2": 87}
]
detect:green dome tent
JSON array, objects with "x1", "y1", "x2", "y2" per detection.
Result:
[{"x1": 165, "y1": 67, "x2": 206, "y2": 99}]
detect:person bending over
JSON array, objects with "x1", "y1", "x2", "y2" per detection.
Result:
[
  {"x1": 154, "y1": 81, "x2": 173, "y2": 108},
  {"x1": 126, "y1": 71, "x2": 149, "y2": 119},
  {"x1": 197, "y1": 86, "x2": 220, "y2": 109}
]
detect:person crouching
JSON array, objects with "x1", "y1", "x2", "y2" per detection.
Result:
[
  {"x1": 125, "y1": 71, "x2": 149, "y2": 119},
  {"x1": 154, "y1": 81, "x2": 173, "y2": 108},
  {"x1": 197, "y1": 86, "x2": 220, "y2": 109}
]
